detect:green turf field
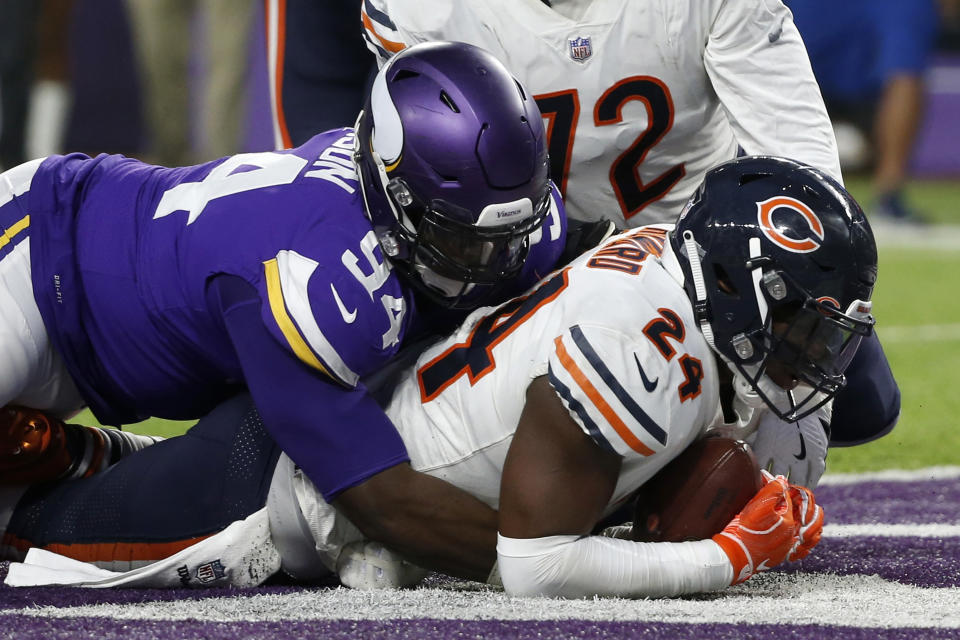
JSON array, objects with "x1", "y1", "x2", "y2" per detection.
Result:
[
  {"x1": 827, "y1": 176, "x2": 960, "y2": 471},
  {"x1": 827, "y1": 245, "x2": 960, "y2": 471},
  {"x1": 73, "y1": 178, "x2": 960, "y2": 472}
]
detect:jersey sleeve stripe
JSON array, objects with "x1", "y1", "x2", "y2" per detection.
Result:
[
  {"x1": 361, "y1": 2, "x2": 405, "y2": 54},
  {"x1": 569, "y1": 325, "x2": 669, "y2": 446},
  {"x1": 264, "y1": 258, "x2": 332, "y2": 377},
  {"x1": 362, "y1": 0, "x2": 397, "y2": 30},
  {"x1": 362, "y1": 31, "x2": 390, "y2": 61},
  {"x1": 554, "y1": 335, "x2": 655, "y2": 456},
  {"x1": 0, "y1": 215, "x2": 28, "y2": 251},
  {"x1": 548, "y1": 364, "x2": 616, "y2": 454},
  {"x1": 264, "y1": 255, "x2": 359, "y2": 387}
]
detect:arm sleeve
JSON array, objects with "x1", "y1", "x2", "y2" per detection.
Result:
[
  {"x1": 210, "y1": 274, "x2": 409, "y2": 500},
  {"x1": 828, "y1": 331, "x2": 900, "y2": 447},
  {"x1": 704, "y1": 0, "x2": 842, "y2": 182},
  {"x1": 497, "y1": 533, "x2": 732, "y2": 598}
]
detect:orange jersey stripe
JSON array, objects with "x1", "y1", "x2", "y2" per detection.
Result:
[
  {"x1": 361, "y1": 8, "x2": 406, "y2": 54},
  {"x1": 553, "y1": 336, "x2": 655, "y2": 456},
  {"x1": 2, "y1": 532, "x2": 213, "y2": 563}
]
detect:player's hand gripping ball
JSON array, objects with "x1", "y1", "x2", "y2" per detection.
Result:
[{"x1": 631, "y1": 436, "x2": 763, "y2": 542}]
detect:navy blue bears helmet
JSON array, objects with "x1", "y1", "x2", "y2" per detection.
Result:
[{"x1": 670, "y1": 156, "x2": 877, "y2": 421}]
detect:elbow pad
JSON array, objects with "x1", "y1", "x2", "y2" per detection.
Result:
[{"x1": 497, "y1": 533, "x2": 732, "y2": 599}]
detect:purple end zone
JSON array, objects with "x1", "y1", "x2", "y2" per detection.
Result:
[
  {"x1": 815, "y1": 477, "x2": 960, "y2": 524},
  {"x1": 781, "y1": 536, "x2": 960, "y2": 588},
  {"x1": 0, "y1": 616, "x2": 956, "y2": 640}
]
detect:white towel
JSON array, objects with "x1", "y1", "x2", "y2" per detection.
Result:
[{"x1": 5, "y1": 507, "x2": 280, "y2": 588}]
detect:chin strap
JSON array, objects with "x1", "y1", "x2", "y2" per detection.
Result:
[
  {"x1": 683, "y1": 230, "x2": 787, "y2": 437},
  {"x1": 681, "y1": 230, "x2": 716, "y2": 350},
  {"x1": 747, "y1": 237, "x2": 769, "y2": 328}
]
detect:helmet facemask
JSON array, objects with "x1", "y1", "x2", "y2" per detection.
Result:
[
  {"x1": 387, "y1": 176, "x2": 551, "y2": 306},
  {"x1": 356, "y1": 140, "x2": 551, "y2": 308},
  {"x1": 730, "y1": 266, "x2": 875, "y2": 422},
  {"x1": 681, "y1": 230, "x2": 875, "y2": 423}
]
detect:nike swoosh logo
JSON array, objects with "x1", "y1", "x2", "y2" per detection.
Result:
[
  {"x1": 794, "y1": 430, "x2": 807, "y2": 461},
  {"x1": 330, "y1": 283, "x2": 357, "y2": 324},
  {"x1": 633, "y1": 354, "x2": 659, "y2": 392}
]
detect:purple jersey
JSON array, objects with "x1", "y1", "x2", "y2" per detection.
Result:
[
  {"x1": 28, "y1": 130, "x2": 413, "y2": 422},
  {"x1": 24, "y1": 129, "x2": 566, "y2": 496}
]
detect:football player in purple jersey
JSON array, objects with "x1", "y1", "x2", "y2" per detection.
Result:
[{"x1": 0, "y1": 41, "x2": 569, "y2": 580}]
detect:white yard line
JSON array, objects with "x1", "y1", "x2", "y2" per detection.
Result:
[
  {"x1": 820, "y1": 466, "x2": 960, "y2": 484},
  {"x1": 871, "y1": 221, "x2": 960, "y2": 250},
  {"x1": 824, "y1": 523, "x2": 960, "y2": 538},
  {"x1": 878, "y1": 323, "x2": 960, "y2": 343}
]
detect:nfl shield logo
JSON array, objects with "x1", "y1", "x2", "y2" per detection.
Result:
[
  {"x1": 569, "y1": 37, "x2": 592, "y2": 62},
  {"x1": 195, "y1": 559, "x2": 226, "y2": 584}
]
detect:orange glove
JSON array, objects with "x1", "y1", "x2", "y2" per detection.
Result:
[
  {"x1": 787, "y1": 483, "x2": 824, "y2": 561},
  {"x1": 712, "y1": 474, "x2": 800, "y2": 584}
]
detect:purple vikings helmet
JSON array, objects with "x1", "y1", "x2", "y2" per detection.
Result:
[
  {"x1": 354, "y1": 41, "x2": 552, "y2": 307},
  {"x1": 671, "y1": 156, "x2": 877, "y2": 422}
]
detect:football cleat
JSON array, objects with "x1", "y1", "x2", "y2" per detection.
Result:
[{"x1": 1, "y1": 406, "x2": 161, "y2": 485}]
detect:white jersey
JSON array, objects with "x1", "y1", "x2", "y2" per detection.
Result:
[
  {"x1": 281, "y1": 225, "x2": 725, "y2": 574},
  {"x1": 362, "y1": 0, "x2": 841, "y2": 228}
]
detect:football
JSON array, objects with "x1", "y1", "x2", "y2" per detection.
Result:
[{"x1": 631, "y1": 436, "x2": 763, "y2": 543}]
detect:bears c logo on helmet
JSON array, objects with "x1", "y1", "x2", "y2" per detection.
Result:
[{"x1": 756, "y1": 196, "x2": 824, "y2": 253}]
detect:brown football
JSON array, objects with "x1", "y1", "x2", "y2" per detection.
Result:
[{"x1": 631, "y1": 436, "x2": 763, "y2": 543}]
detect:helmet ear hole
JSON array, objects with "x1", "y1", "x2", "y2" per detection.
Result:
[
  {"x1": 714, "y1": 264, "x2": 739, "y2": 297},
  {"x1": 439, "y1": 90, "x2": 460, "y2": 113},
  {"x1": 738, "y1": 172, "x2": 771, "y2": 187},
  {"x1": 514, "y1": 78, "x2": 527, "y2": 100},
  {"x1": 392, "y1": 69, "x2": 420, "y2": 82}
]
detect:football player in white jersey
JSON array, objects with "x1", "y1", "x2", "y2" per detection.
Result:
[
  {"x1": 357, "y1": 0, "x2": 901, "y2": 476},
  {"x1": 4, "y1": 156, "x2": 876, "y2": 598},
  {"x1": 360, "y1": 0, "x2": 841, "y2": 228}
]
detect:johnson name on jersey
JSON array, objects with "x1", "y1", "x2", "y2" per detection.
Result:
[{"x1": 362, "y1": 0, "x2": 840, "y2": 228}]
